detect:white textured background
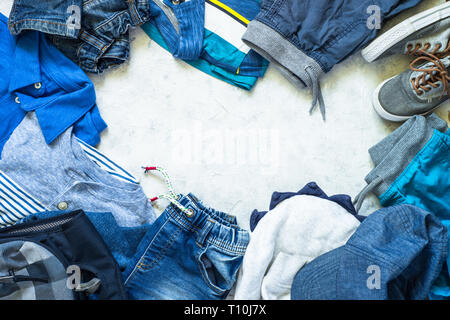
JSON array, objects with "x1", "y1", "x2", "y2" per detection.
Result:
[{"x1": 1, "y1": 0, "x2": 449, "y2": 231}]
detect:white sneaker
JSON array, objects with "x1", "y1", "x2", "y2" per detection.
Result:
[{"x1": 362, "y1": 1, "x2": 450, "y2": 62}]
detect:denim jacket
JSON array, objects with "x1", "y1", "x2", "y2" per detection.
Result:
[{"x1": 8, "y1": 0, "x2": 152, "y2": 73}]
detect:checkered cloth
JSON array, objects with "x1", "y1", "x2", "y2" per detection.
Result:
[{"x1": 0, "y1": 240, "x2": 74, "y2": 300}]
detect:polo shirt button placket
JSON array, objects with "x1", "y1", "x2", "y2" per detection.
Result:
[{"x1": 57, "y1": 201, "x2": 69, "y2": 211}]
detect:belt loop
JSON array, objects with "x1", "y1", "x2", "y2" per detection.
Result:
[
  {"x1": 127, "y1": 0, "x2": 146, "y2": 26},
  {"x1": 197, "y1": 219, "x2": 214, "y2": 247},
  {"x1": 78, "y1": 30, "x2": 111, "y2": 53}
]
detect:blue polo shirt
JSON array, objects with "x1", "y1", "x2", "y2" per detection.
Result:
[{"x1": 0, "y1": 13, "x2": 106, "y2": 155}]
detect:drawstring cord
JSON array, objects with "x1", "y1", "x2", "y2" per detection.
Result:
[
  {"x1": 306, "y1": 66, "x2": 326, "y2": 121},
  {"x1": 142, "y1": 166, "x2": 192, "y2": 216},
  {"x1": 142, "y1": 166, "x2": 177, "y2": 200},
  {"x1": 353, "y1": 176, "x2": 383, "y2": 213},
  {"x1": 0, "y1": 269, "x2": 48, "y2": 283}
]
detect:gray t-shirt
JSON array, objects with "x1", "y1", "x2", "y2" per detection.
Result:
[{"x1": 0, "y1": 112, "x2": 156, "y2": 227}]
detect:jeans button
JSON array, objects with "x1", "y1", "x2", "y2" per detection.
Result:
[
  {"x1": 57, "y1": 201, "x2": 68, "y2": 210},
  {"x1": 172, "y1": 0, "x2": 181, "y2": 4},
  {"x1": 34, "y1": 82, "x2": 42, "y2": 89},
  {"x1": 186, "y1": 208, "x2": 194, "y2": 218},
  {"x1": 15, "y1": 96, "x2": 20, "y2": 104}
]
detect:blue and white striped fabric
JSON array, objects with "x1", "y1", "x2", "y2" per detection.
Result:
[
  {"x1": 0, "y1": 139, "x2": 139, "y2": 227},
  {"x1": 76, "y1": 138, "x2": 139, "y2": 185},
  {"x1": 0, "y1": 170, "x2": 47, "y2": 226}
]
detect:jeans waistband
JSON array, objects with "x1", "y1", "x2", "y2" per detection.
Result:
[
  {"x1": 77, "y1": 0, "x2": 151, "y2": 73},
  {"x1": 165, "y1": 193, "x2": 249, "y2": 255},
  {"x1": 77, "y1": 36, "x2": 130, "y2": 73}
]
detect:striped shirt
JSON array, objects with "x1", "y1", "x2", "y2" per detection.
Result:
[{"x1": 0, "y1": 139, "x2": 139, "y2": 227}]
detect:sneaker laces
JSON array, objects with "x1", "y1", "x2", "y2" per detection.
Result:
[
  {"x1": 409, "y1": 49, "x2": 450, "y2": 98},
  {"x1": 406, "y1": 38, "x2": 450, "y2": 58}
]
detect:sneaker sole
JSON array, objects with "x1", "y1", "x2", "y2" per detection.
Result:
[
  {"x1": 362, "y1": 2, "x2": 450, "y2": 63},
  {"x1": 372, "y1": 77, "x2": 444, "y2": 122}
]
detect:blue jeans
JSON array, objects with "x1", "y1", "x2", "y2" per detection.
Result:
[
  {"x1": 147, "y1": 0, "x2": 205, "y2": 60},
  {"x1": 20, "y1": 194, "x2": 250, "y2": 300},
  {"x1": 8, "y1": 0, "x2": 152, "y2": 73},
  {"x1": 123, "y1": 193, "x2": 250, "y2": 299}
]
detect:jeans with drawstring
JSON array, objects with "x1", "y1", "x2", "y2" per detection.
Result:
[{"x1": 20, "y1": 193, "x2": 250, "y2": 300}]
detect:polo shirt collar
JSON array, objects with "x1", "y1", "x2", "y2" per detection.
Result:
[
  {"x1": 8, "y1": 31, "x2": 98, "y2": 145},
  {"x1": 8, "y1": 31, "x2": 42, "y2": 94}
]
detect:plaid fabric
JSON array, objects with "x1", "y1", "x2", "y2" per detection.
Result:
[{"x1": 0, "y1": 240, "x2": 74, "y2": 300}]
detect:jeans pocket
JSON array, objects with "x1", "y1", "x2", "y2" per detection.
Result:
[
  {"x1": 134, "y1": 217, "x2": 184, "y2": 273},
  {"x1": 197, "y1": 244, "x2": 244, "y2": 297}
]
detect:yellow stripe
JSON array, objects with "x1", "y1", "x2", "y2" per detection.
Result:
[{"x1": 208, "y1": 0, "x2": 250, "y2": 25}]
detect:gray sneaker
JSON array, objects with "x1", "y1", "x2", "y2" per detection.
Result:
[
  {"x1": 362, "y1": 1, "x2": 450, "y2": 62},
  {"x1": 373, "y1": 53, "x2": 449, "y2": 122}
]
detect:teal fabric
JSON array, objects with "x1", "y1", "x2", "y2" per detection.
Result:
[
  {"x1": 142, "y1": 23, "x2": 267, "y2": 91},
  {"x1": 379, "y1": 129, "x2": 450, "y2": 299},
  {"x1": 202, "y1": 30, "x2": 247, "y2": 73}
]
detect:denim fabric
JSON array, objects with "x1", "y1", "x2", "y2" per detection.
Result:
[
  {"x1": 430, "y1": 220, "x2": 450, "y2": 300},
  {"x1": 378, "y1": 129, "x2": 450, "y2": 299},
  {"x1": 250, "y1": 182, "x2": 365, "y2": 231},
  {"x1": 8, "y1": 0, "x2": 152, "y2": 73},
  {"x1": 245, "y1": 0, "x2": 422, "y2": 76},
  {"x1": 0, "y1": 13, "x2": 106, "y2": 153},
  {"x1": 291, "y1": 205, "x2": 448, "y2": 300},
  {"x1": 360, "y1": 115, "x2": 450, "y2": 299},
  {"x1": 241, "y1": 0, "x2": 422, "y2": 117},
  {"x1": 20, "y1": 194, "x2": 249, "y2": 300},
  {"x1": 0, "y1": 113, "x2": 156, "y2": 228},
  {"x1": 142, "y1": 22, "x2": 268, "y2": 90},
  {"x1": 0, "y1": 210, "x2": 127, "y2": 300},
  {"x1": 124, "y1": 193, "x2": 250, "y2": 300},
  {"x1": 141, "y1": 0, "x2": 268, "y2": 89},
  {"x1": 148, "y1": 0, "x2": 205, "y2": 60}
]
